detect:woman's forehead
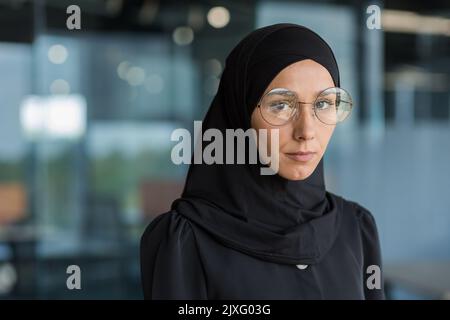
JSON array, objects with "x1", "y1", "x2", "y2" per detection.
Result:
[{"x1": 263, "y1": 63, "x2": 334, "y2": 98}]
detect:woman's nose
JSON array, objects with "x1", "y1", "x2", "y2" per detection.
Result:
[{"x1": 292, "y1": 105, "x2": 316, "y2": 141}]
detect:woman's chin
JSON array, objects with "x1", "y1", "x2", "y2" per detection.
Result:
[{"x1": 278, "y1": 163, "x2": 313, "y2": 181}]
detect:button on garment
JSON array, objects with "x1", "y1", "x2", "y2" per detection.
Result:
[{"x1": 296, "y1": 264, "x2": 308, "y2": 270}]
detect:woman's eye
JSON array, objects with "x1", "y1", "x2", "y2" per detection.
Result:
[
  {"x1": 269, "y1": 101, "x2": 292, "y2": 112},
  {"x1": 315, "y1": 100, "x2": 333, "y2": 110}
]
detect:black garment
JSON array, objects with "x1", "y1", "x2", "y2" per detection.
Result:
[
  {"x1": 140, "y1": 196, "x2": 384, "y2": 299},
  {"x1": 140, "y1": 23, "x2": 385, "y2": 299}
]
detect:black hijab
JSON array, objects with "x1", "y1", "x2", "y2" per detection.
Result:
[{"x1": 171, "y1": 23, "x2": 343, "y2": 265}]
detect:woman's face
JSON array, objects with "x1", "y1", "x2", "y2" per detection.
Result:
[{"x1": 251, "y1": 59, "x2": 336, "y2": 180}]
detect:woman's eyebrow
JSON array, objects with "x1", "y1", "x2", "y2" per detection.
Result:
[{"x1": 289, "y1": 87, "x2": 328, "y2": 99}]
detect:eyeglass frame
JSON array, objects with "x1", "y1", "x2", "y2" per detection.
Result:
[{"x1": 256, "y1": 86, "x2": 353, "y2": 126}]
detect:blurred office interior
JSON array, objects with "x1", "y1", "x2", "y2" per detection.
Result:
[{"x1": 0, "y1": 0, "x2": 449, "y2": 299}]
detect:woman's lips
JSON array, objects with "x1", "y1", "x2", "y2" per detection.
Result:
[{"x1": 285, "y1": 152, "x2": 316, "y2": 162}]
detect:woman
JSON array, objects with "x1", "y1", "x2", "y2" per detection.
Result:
[{"x1": 140, "y1": 23, "x2": 385, "y2": 300}]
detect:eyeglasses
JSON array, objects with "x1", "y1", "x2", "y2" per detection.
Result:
[{"x1": 257, "y1": 87, "x2": 353, "y2": 126}]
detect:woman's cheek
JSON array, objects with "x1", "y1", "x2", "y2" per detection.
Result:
[{"x1": 276, "y1": 127, "x2": 291, "y2": 155}]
